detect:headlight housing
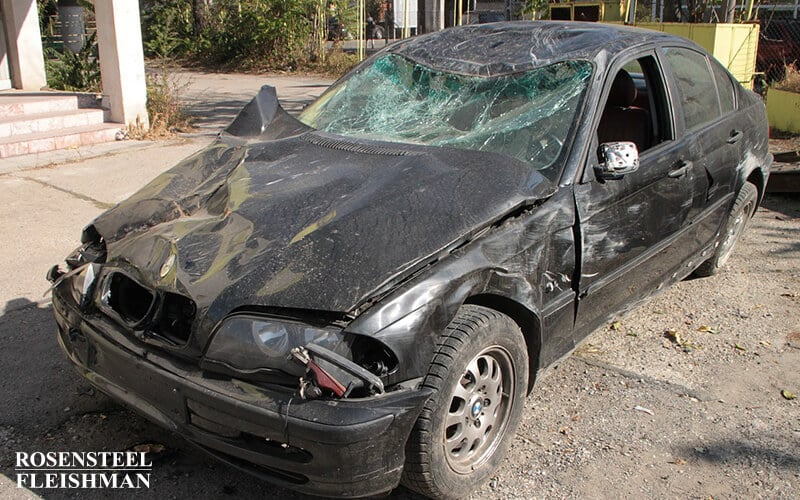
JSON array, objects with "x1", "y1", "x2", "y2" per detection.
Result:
[
  {"x1": 69, "y1": 263, "x2": 101, "y2": 310},
  {"x1": 202, "y1": 315, "x2": 347, "y2": 378}
]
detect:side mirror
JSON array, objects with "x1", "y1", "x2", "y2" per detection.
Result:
[{"x1": 595, "y1": 142, "x2": 639, "y2": 180}]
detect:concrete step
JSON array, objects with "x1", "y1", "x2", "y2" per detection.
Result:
[
  {"x1": 0, "y1": 95, "x2": 80, "y2": 118},
  {"x1": 0, "y1": 108, "x2": 106, "y2": 138},
  {"x1": 0, "y1": 123, "x2": 122, "y2": 158}
]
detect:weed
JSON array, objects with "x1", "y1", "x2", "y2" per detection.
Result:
[
  {"x1": 129, "y1": 68, "x2": 192, "y2": 139},
  {"x1": 44, "y1": 32, "x2": 101, "y2": 92},
  {"x1": 774, "y1": 64, "x2": 800, "y2": 93}
]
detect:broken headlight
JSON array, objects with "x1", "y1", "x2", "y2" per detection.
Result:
[
  {"x1": 70, "y1": 263, "x2": 101, "y2": 310},
  {"x1": 202, "y1": 315, "x2": 347, "y2": 378}
]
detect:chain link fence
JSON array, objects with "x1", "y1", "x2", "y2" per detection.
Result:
[
  {"x1": 755, "y1": 4, "x2": 800, "y2": 82},
  {"x1": 546, "y1": 0, "x2": 798, "y2": 86}
]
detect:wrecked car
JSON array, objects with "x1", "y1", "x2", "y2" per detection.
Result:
[{"x1": 49, "y1": 21, "x2": 770, "y2": 499}]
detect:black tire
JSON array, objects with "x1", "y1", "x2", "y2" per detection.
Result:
[
  {"x1": 694, "y1": 181, "x2": 758, "y2": 277},
  {"x1": 402, "y1": 305, "x2": 528, "y2": 499}
]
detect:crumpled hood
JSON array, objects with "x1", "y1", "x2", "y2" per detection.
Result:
[{"x1": 92, "y1": 132, "x2": 553, "y2": 326}]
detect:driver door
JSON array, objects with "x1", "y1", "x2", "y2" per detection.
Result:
[{"x1": 573, "y1": 52, "x2": 697, "y2": 335}]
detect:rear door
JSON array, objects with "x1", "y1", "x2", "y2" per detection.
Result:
[{"x1": 660, "y1": 46, "x2": 741, "y2": 244}]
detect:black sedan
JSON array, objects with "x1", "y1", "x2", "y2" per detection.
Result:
[{"x1": 49, "y1": 21, "x2": 771, "y2": 499}]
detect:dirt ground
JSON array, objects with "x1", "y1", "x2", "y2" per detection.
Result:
[{"x1": 1, "y1": 151, "x2": 798, "y2": 498}]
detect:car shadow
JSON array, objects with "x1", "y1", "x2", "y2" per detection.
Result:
[
  {"x1": 761, "y1": 193, "x2": 800, "y2": 219},
  {"x1": 674, "y1": 439, "x2": 800, "y2": 470},
  {"x1": 0, "y1": 298, "x2": 423, "y2": 499}
]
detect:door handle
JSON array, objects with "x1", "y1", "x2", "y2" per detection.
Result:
[
  {"x1": 727, "y1": 129, "x2": 743, "y2": 144},
  {"x1": 668, "y1": 160, "x2": 692, "y2": 179}
]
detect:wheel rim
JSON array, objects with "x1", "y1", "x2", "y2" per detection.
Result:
[
  {"x1": 442, "y1": 346, "x2": 515, "y2": 474},
  {"x1": 717, "y1": 197, "x2": 755, "y2": 267}
]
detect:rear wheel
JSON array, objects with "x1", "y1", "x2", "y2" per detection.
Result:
[
  {"x1": 402, "y1": 305, "x2": 528, "y2": 499},
  {"x1": 694, "y1": 181, "x2": 758, "y2": 277}
]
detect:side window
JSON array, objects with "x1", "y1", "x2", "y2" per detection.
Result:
[
  {"x1": 710, "y1": 60, "x2": 736, "y2": 114},
  {"x1": 663, "y1": 47, "x2": 720, "y2": 130},
  {"x1": 597, "y1": 55, "x2": 671, "y2": 154}
]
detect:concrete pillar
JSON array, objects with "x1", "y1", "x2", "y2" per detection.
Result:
[
  {"x1": 94, "y1": 0, "x2": 149, "y2": 129},
  {"x1": 0, "y1": 13, "x2": 11, "y2": 90},
  {"x1": 1, "y1": 0, "x2": 47, "y2": 90}
]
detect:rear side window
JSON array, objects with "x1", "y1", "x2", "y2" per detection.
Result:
[
  {"x1": 663, "y1": 48, "x2": 720, "y2": 130},
  {"x1": 711, "y1": 60, "x2": 735, "y2": 114}
]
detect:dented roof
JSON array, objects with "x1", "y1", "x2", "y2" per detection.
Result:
[{"x1": 387, "y1": 21, "x2": 677, "y2": 76}]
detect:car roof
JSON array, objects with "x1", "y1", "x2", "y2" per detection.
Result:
[{"x1": 387, "y1": 21, "x2": 680, "y2": 76}]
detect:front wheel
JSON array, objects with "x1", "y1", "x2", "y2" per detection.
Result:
[
  {"x1": 694, "y1": 181, "x2": 758, "y2": 277},
  {"x1": 402, "y1": 305, "x2": 528, "y2": 499}
]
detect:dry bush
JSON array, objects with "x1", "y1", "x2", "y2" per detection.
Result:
[
  {"x1": 305, "y1": 50, "x2": 360, "y2": 77},
  {"x1": 774, "y1": 64, "x2": 800, "y2": 93},
  {"x1": 129, "y1": 69, "x2": 193, "y2": 139}
]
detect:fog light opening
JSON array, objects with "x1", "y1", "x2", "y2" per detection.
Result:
[{"x1": 107, "y1": 273, "x2": 156, "y2": 325}]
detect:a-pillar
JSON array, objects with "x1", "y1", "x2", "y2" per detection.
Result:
[
  {"x1": 94, "y1": 0, "x2": 149, "y2": 130},
  {"x1": 1, "y1": 0, "x2": 47, "y2": 90}
]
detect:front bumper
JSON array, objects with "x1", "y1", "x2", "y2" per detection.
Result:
[{"x1": 51, "y1": 287, "x2": 430, "y2": 497}]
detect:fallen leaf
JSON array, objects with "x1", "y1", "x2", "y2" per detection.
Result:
[
  {"x1": 782, "y1": 390, "x2": 797, "y2": 400},
  {"x1": 780, "y1": 292, "x2": 797, "y2": 298},
  {"x1": 133, "y1": 443, "x2": 165, "y2": 454},
  {"x1": 580, "y1": 344, "x2": 602, "y2": 354},
  {"x1": 626, "y1": 332, "x2": 639, "y2": 337},
  {"x1": 697, "y1": 325, "x2": 717, "y2": 334},
  {"x1": 734, "y1": 343, "x2": 746, "y2": 351},
  {"x1": 610, "y1": 321, "x2": 622, "y2": 331},
  {"x1": 665, "y1": 329, "x2": 681, "y2": 344},
  {"x1": 633, "y1": 405, "x2": 654, "y2": 416},
  {"x1": 665, "y1": 329, "x2": 701, "y2": 351},
  {"x1": 668, "y1": 458, "x2": 687, "y2": 465},
  {"x1": 759, "y1": 340, "x2": 771, "y2": 347}
]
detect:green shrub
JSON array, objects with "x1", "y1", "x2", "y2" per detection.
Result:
[
  {"x1": 44, "y1": 32, "x2": 101, "y2": 92},
  {"x1": 142, "y1": 0, "x2": 195, "y2": 59},
  {"x1": 196, "y1": 0, "x2": 312, "y2": 70}
]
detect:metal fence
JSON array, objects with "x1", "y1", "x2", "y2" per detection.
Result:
[
  {"x1": 756, "y1": 5, "x2": 800, "y2": 82},
  {"x1": 546, "y1": 0, "x2": 799, "y2": 84}
]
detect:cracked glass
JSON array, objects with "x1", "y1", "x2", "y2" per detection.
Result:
[{"x1": 299, "y1": 54, "x2": 592, "y2": 179}]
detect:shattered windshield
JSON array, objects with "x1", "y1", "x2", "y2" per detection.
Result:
[{"x1": 299, "y1": 54, "x2": 592, "y2": 178}]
